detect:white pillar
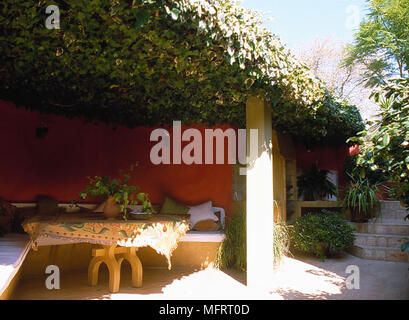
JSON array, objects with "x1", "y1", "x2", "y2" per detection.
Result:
[{"x1": 246, "y1": 96, "x2": 274, "y2": 288}]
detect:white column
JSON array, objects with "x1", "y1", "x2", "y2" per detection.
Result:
[{"x1": 246, "y1": 96, "x2": 275, "y2": 288}]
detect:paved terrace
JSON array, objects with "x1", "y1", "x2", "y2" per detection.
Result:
[{"x1": 13, "y1": 253, "x2": 409, "y2": 300}]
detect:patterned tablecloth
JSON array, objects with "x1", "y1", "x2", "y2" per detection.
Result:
[{"x1": 22, "y1": 213, "x2": 190, "y2": 269}]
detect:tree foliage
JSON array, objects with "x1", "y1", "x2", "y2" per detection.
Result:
[
  {"x1": 344, "y1": 0, "x2": 409, "y2": 87},
  {"x1": 297, "y1": 37, "x2": 378, "y2": 119},
  {"x1": 349, "y1": 78, "x2": 409, "y2": 208},
  {"x1": 0, "y1": 0, "x2": 363, "y2": 144}
]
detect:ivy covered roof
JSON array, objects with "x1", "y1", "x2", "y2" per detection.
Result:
[{"x1": 0, "y1": 0, "x2": 363, "y2": 144}]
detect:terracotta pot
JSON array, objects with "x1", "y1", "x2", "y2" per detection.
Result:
[
  {"x1": 350, "y1": 208, "x2": 369, "y2": 223},
  {"x1": 103, "y1": 196, "x2": 121, "y2": 219}
]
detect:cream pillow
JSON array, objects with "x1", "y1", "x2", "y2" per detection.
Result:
[{"x1": 188, "y1": 201, "x2": 218, "y2": 229}]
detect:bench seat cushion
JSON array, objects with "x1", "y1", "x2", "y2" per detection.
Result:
[{"x1": 0, "y1": 233, "x2": 32, "y2": 297}]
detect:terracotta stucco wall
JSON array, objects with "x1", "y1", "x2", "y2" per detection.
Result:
[
  {"x1": 0, "y1": 101, "x2": 232, "y2": 214},
  {"x1": 295, "y1": 142, "x2": 353, "y2": 194}
]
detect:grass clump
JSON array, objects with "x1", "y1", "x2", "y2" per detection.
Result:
[
  {"x1": 215, "y1": 213, "x2": 291, "y2": 271},
  {"x1": 215, "y1": 213, "x2": 246, "y2": 272}
]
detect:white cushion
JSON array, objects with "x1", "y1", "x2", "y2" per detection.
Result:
[{"x1": 188, "y1": 201, "x2": 218, "y2": 229}]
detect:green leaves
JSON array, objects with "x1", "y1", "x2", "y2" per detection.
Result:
[
  {"x1": 133, "y1": 9, "x2": 151, "y2": 29},
  {"x1": 351, "y1": 78, "x2": 409, "y2": 209},
  {"x1": 170, "y1": 8, "x2": 181, "y2": 21},
  {"x1": 0, "y1": 0, "x2": 362, "y2": 144},
  {"x1": 383, "y1": 133, "x2": 391, "y2": 146},
  {"x1": 343, "y1": 173, "x2": 381, "y2": 216},
  {"x1": 297, "y1": 164, "x2": 338, "y2": 201},
  {"x1": 344, "y1": 0, "x2": 409, "y2": 86},
  {"x1": 79, "y1": 163, "x2": 151, "y2": 218},
  {"x1": 290, "y1": 211, "x2": 355, "y2": 260},
  {"x1": 401, "y1": 238, "x2": 409, "y2": 252}
]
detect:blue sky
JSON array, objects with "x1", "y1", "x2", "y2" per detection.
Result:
[{"x1": 241, "y1": 0, "x2": 369, "y2": 50}]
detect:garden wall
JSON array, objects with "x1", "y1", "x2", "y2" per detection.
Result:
[
  {"x1": 0, "y1": 100, "x2": 232, "y2": 214},
  {"x1": 295, "y1": 142, "x2": 355, "y2": 193}
]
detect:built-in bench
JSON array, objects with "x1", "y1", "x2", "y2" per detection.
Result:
[
  {"x1": 1, "y1": 203, "x2": 226, "y2": 298},
  {"x1": 0, "y1": 233, "x2": 32, "y2": 300}
]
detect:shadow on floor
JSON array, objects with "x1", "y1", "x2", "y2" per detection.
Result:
[{"x1": 13, "y1": 262, "x2": 247, "y2": 300}]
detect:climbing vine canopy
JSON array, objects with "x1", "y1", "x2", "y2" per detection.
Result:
[{"x1": 0, "y1": 0, "x2": 363, "y2": 144}]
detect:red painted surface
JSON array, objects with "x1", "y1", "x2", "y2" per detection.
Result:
[
  {"x1": 295, "y1": 142, "x2": 351, "y2": 193},
  {"x1": 0, "y1": 100, "x2": 232, "y2": 214},
  {"x1": 348, "y1": 144, "x2": 359, "y2": 156}
]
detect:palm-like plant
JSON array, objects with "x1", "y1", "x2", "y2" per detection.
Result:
[
  {"x1": 343, "y1": 174, "x2": 381, "y2": 222},
  {"x1": 297, "y1": 164, "x2": 338, "y2": 201}
]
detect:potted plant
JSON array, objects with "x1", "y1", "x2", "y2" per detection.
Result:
[
  {"x1": 342, "y1": 174, "x2": 381, "y2": 222},
  {"x1": 80, "y1": 164, "x2": 152, "y2": 220},
  {"x1": 297, "y1": 164, "x2": 338, "y2": 201}
]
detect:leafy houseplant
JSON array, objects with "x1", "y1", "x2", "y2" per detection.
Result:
[
  {"x1": 80, "y1": 165, "x2": 152, "y2": 219},
  {"x1": 343, "y1": 174, "x2": 381, "y2": 222},
  {"x1": 297, "y1": 164, "x2": 338, "y2": 201},
  {"x1": 290, "y1": 210, "x2": 355, "y2": 260}
]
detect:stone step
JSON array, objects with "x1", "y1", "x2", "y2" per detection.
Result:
[
  {"x1": 379, "y1": 200, "x2": 405, "y2": 212},
  {"x1": 378, "y1": 201, "x2": 408, "y2": 221},
  {"x1": 353, "y1": 233, "x2": 406, "y2": 248},
  {"x1": 349, "y1": 245, "x2": 409, "y2": 262},
  {"x1": 369, "y1": 216, "x2": 409, "y2": 224},
  {"x1": 349, "y1": 222, "x2": 409, "y2": 236},
  {"x1": 377, "y1": 210, "x2": 408, "y2": 221}
]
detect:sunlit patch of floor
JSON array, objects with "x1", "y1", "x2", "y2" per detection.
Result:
[
  {"x1": 110, "y1": 267, "x2": 280, "y2": 300},
  {"x1": 270, "y1": 256, "x2": 346, "y2": 299},
  {"x1": 269, "y1": 253, "x2": 409, "y2": 300}
]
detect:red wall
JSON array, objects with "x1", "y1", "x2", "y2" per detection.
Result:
[
  {"x1": 295, "y1": 142, "x2": 353, "y2": 192},
  {"x1": 0, "y1": 101, "x2": 232, "y2": 213}
]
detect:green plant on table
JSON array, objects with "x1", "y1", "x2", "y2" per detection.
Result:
[
  {"x1": 79, "y1": 164, "x2": 152, "y2": 219},
  {"x1": 290, "y1": 210, "x2": 355, "y2": 260},
  {"x1": 297, "y1": 164, "x2": 337, "y2": 201}
]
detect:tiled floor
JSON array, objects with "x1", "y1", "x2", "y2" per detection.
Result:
[{"x1": 12, "y1": 253, "x2": 409, "y2": 300}]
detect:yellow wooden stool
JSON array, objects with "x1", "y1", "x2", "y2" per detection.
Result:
[{"x1": 88, "y1": 244, "x2": 143, "y2": 293}]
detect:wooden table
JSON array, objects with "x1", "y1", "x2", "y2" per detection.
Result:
[{"x1": 23, "y1": 213, "x2": 190, "y2": 292}]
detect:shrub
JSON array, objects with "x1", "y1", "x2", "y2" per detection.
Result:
[{"x1": 290, "y1": 210, "x2": 355, "y2": 260}]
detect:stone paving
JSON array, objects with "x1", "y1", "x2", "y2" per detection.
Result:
[{"x1": 13, "y1": 253, "x2": 409, "y2": 300}]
